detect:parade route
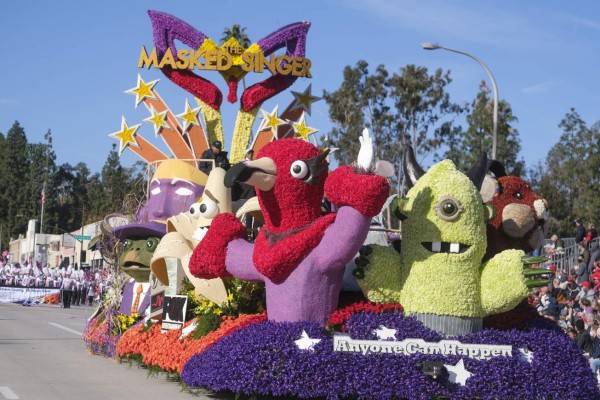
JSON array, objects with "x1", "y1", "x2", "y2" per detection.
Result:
[{"x1": 0, "y1": 303, "x2": 209, "y2": 400}]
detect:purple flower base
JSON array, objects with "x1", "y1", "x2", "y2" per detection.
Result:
[{"x1": 182, "y1": 312, "x2": 600, "y2": 399}]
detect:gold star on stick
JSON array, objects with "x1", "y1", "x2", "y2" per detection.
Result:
[
  {"x1": 259, "y1": 105, "x2": 287, "y2": 139},
  {"x1": 143, "y1": 106, "x2": 168, "y2": 137},
  {"x1": 291, "y1": 112, "x2": 318, "y2": 142},
  {"x1": 290, "y1": 84, "x2": 321, "y2": 115},
  {"x1": 109, "y1": 116, "x2": 141, "y2": 155},
  {"x1": 124, "y1": 74, "x2": 158, "y2": 108},
  {"x1": 176, "y1": 99, "x2": 201, "y2": 132}
]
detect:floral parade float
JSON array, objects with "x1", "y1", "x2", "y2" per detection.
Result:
[{"x1": 83, "y1": 9, "x2": 600, "y2": 400}]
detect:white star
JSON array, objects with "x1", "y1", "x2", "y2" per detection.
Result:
[
  {"x1": 372, "y1": 325, "x2": 397, "y2": 340},
  {"x1": 294, "y1": 330, "x2": 321, "y2": 351},
  {"x1": 518, "y1": 348, "x2": 534, "y2": 364},
  {"x1": 444, "y1": 359, "x2": 472, "y2": 386}
]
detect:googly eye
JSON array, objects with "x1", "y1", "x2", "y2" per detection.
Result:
[
  {"x1": 122, "y1": 239, "x2": 133, "y2": 250},
  {"x1": 175, "y1": 187, "x2": 194, "y2": 196},
  {"x1": 146, "y1": 237, "x2": 160, "y2": 252},
  {"x1": 514, "y1": 191, "x2": 523, "y2": 200},
  {"x1": 290, "y1": 160, "x2": 309, "y2": 180},
  {"x1": 197, "y1": 198, "x2": 219, "y2": 219},
  {"x1": 434, "y1": 196, "x2": 464, "y2": 221},
  {"x1": 189, "y1": 203, "x2": 202, "y2": 216}
]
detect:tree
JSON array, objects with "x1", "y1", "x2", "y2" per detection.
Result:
[
  {"x1": 1, "y1": 121, "x2": 30, "y2": 239},
  {"x1": 221, "y1": 24, "x2": 251, "y2": 48},
  {"x1": 323, "y1": 61, "x2": 463, "y2": 193},
  {"x1": 527, "y1": 109, "x2": 600, "y2": 237},
  {"x1": 441, "y1": 81, "x2": 524, "y2": 175}
]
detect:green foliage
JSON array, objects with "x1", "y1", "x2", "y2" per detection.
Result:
[
  {"x1": 440, "y1": 81, "x2": 524, "y2": 175},
  {"x1": 192, "y1": 313, "x2": 223, "y2": 339},
  {"x1": 527, "y1": 109, "x2": 600, "y2": 237},
  {"x1": 221, "y1": 24, "x2": 251, "y2": 48},
  {"x1": 323, "y1": 61, "x2": 464, "y2": 193},
  {"x1": 0, "y1": 122, "x2": 151, "y2": 253}
]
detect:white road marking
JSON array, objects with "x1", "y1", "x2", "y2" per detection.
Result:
[
  {"x1": 0, "y1": 387, "x2": 19, "y2": 399},
  {"x1": 48, "y1": 322, "x2": 83, "y2": 336}
]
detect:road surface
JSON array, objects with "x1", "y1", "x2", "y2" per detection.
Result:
[{"x1": 0, "y1": 302, "x2": 216, "y2": 400}]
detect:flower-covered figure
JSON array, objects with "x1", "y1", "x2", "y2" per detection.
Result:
[
  {"x1": 189, "y1": 129, "x2": 389, "y2": 325},
  {"x1": 355, "y1": 147, "x2": 537, "y2": 335}
]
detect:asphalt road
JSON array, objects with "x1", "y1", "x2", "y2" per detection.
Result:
[{"x1": 0, "y1": 302, "x2": 214, "y2": 400}]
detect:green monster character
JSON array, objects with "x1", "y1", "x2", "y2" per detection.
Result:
[
  {"x1": 119, "y1": 237, "x2": 160, "y2": 283},
  {"x1": 355, "y1": 148, "x2": 546, "y2": 335}
]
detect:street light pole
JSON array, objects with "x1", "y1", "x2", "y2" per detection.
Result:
[{"x1": 421, "y1": 42, "x2": 499, "y2": 160}]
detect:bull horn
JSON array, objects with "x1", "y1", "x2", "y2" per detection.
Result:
[
  {"x1": 466, "y1": 153, "x2": 488, "y2": 190},
  {"x1": 404, "y1": 145, "x2": 425, "y2": 188},
  {"x1": 488, "y1": 160, "x2": 507, "y2": 178}
]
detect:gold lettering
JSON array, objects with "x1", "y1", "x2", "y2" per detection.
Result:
[
  {"x1": 241, "y1": 52, "x2": 254, "y2": 72},
  {"x1": 291, "y1": 57, "x2": 304, "y2": 76},
  {"x1": 138, "y1": 46, "x2": 159, "y2": 69},
  {"x1": 188, "y1": 50, "x2": 204, "y2": 70},
  {"x1": 216, "y1": 50, "x2": 232, "y2": 71},
  {"x1": 276, "y1": 55, "x2": 292, "y2": 75},
  {"x1": 205, "y1": 49, "x2": 218, "y2": 69},
  {"x1": 263, "y1": 54, "x2": 277, "y2": 74},
  {"x1": 176, "y1": 49, "x2": 190, "y2": 69},
  {"x1": 254, "y1": 53, "x2": 264, "y2": 72},
  {"x1": 303, "y1": 58, "x2": 312, "y2": 78},
  {"x1": 158, "y1": 48, "x2": 177, "y2": 69}
]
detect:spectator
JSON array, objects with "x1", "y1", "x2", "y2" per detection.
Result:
[
  {"x1": 575, "y1": 218, "x2": 587, "y2": 244},
  {"x1": 576, "y1": 255, "x2": 589, "y2": 285},
  {"x1": 586, "y1": 223, "x2": 598, "y2": 243},
  {"x1": 199, "y1": 141, "x2": 230, "y2": 174},
  {"x1": 575, "y1": 318, "x2": 594, "y2": 354},
  {"x1": 589, "y1": 242, "x2": 600, "y2": 271},
  {"x1": 537, "y1": 286, "x2": 559, "y2": 318},
  {"x1": 576, "y1": 281, "x2": 595, "y2": 303},
  {"x1": 245, "y1": 148, "x2": 254, "y2": 161},
  {"x1": 579, "y1": 242, "x2": 591, "y2": 266}
]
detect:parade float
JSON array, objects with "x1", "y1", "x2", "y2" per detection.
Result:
[{"x1": 84, "y1": 9, "x2": 600, "y2": 400}]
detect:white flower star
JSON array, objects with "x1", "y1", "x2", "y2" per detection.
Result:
[
  {"x1": 518, "y1": 348, "x2": 534, "y2": 364},
  {"x1": 372, "y1": 325, "x2": 397, "y2": 340},
  {"x1": 294, "y1": 330, "x2": 321, "y2": 351},
  {"x1": 444, "y1": 359, "x2": 472, "y2": 386}
]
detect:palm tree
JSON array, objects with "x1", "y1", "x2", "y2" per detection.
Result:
[{"x1": 221, "y1": 24, "x2": 251, "y2": 49}]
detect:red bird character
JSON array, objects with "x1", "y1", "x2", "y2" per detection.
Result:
[{"x1": 189, "y1": 129, "x2": 389, "y2": 325}]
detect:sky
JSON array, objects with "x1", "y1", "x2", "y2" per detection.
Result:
[{"x1": 0, "y1": 0, "x2": 599, "y2": 174}]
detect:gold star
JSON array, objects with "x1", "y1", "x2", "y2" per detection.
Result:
[
  {"x1": 143, "y1": 106, "x2": 168, "y2": 136},
  {"x1": 259, "y1": 105, "x2": 287, "y2": 139},
  {"x1": 109, "y1": 116, "x2": 141, "y2": 155},
  {"x1": 176, "y1": 99, "x2": 201, "y2": 131},
  {"x1": 291, "y1": 112, "x2": 318, "y2": 142},
  {"x1": 290, "y1": 84, "x2": 321, "y2": 115},
  {"x1": 125, "y1": 74, "x2": 158, "y2": 108}
]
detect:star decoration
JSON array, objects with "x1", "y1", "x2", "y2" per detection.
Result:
[
  {"x1": 372, "y1": 325, "x2": 397, "y2": 340},
  {"x1": 176, "y1": 99, "x2": 202, "y2": 131},
  {"x1": 290, "y1": 84, "x2": 321, "y2": 115},
  {"x1": 291, "y1": 112, "x2": 318, "y2": 142},
  {"x1": 109, "y1": 116, "x2": 141, "y2": 155},
  {"x1": 258, "y1": 105, "x2": 287, "y2": 139},
  {"x1": 294, "y1": 330, "x2": 321, "y2": 351},
  {"x1": 443, "y1": 359, "x2": 472, "y2": 386},
  {"x1": 143, "y1": 106, "x2": 168, "y2": 136},
  {"x1": 124, "y1": 74, "x2": 158, "y2": 108},
  {"x1": 518, "y1": 348, "x2": 534, "y2": 364}
]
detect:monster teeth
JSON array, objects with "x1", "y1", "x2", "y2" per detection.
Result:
[
  {"x1": 449, "y1": 243, "x2": 460, "y2": 253},
  {"x1": 431, "y1": 242, "x2": 441, "y2": 252}
]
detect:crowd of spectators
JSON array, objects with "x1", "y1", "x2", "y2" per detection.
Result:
[
  {"x1": 533, "y1": 220, "x2": 600, "y2": 378},
  {"x1": 0, "y1": 261, "x2": 113, "y2": 306}
]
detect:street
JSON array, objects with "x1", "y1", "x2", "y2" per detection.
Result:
[{"x1": 0, "y1": 303, "x2": 213, "y2": 400}]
